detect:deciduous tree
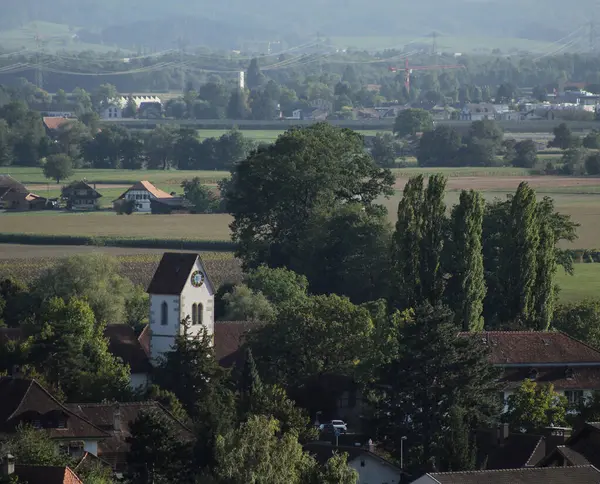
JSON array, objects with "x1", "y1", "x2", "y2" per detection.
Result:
[
  {"x1": 505, "y1": 380, "x2": 567, "y2": 431},
  {"x1": 393, "y1": 108, "x2": 433, "y2": 138},
  {"x1": 43, "y1": 153, "x2": 74, "y2": 184}
]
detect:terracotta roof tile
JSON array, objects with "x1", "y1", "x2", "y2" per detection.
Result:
[
  {"x1": 66, "y1": 402, "x2": 193, "y2": 470},
  {"x1": 214, "y1": 321, "x2": 261, "y2": 367},
  {"x1": 425, "y1": 465, "x2": 600, "y2": 483},
  {"x1": 0, "y1": 377, "x2": 109, "y2": 440},
  {"x1": 104, "y1": 324, "x2": 151, "y2": 374},
  {"x1": 14, "y1": 465, "x2": 83, "y2": 484},
  {"x1": 117, "y1": 181, "x2": 173, "y2": 201},
  {"x1": 42, "y1": 117, "x2": 72, "y2": 130},
  {"x1": 461, "y1": 332, "x2": 600, "y2": 365}
]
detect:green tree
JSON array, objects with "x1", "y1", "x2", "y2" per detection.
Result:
[
  {"x1": 0, "y1": 425, "x2": 66, "y2": 466},
  {"x1": 246, "y1": 58, "x2": 265, "y2": 90},
  {"x1": 54, "y1": 89, "x2": 68, "y2": 105},
  {"x1": 42, "y1": 153, "x2": 74, "y2": 184},
  {"x1": 0, "y1": 120, "x2": 12, "y2": 166},
  {"x1": 393, "y1": 108, "x2": 434, "y2": 138},
  {"x1": 154, "y1": 320, "x2": 232, "y2": 419},
  {"x1": 238, "y1": 349, "x2": 316, "y2": 442},
  {"x1": 548, "y1": 122, "x2": 578, "y2": 150},
  {"x1": 370, "y1": 132, "x2": 400, "y2": 167},
  {"x1": 303, "y1": 204, "x2": 393, "y2": 303},
  {"x1": 146, "y1": 385, "x2": 189, "y2": 424},
  {"x1": 392, "y1": 175, "x2": 424, "y2": 308},
  {"x1": 226, "y1": 89, "x2": 249, "y2": 119},
  {"x1": 248, "y1": 294, "x2": 373, "y2": 415},
  {"x1": 311, "y1": 452, "x2": 358, "y2": 484},
  {"x1": 417, "y1": 125, "x2": 463, "y2": 167},
  {"x1": 27, "y1": 297, "x2": 131, "y2": 402},
  {"x1": 512, "y1": 139, "x2": 538, "y2": 168},
  {"x1": 126, "y1": 408, "x2": 194, "y2": 484},
  {"x1": 506, "y1": 380, "x2": 567, "y2": 431},
  {"x1": 221, "y1": 284, "x2": 276, "y2": 322},
  {"x1": 93, "y1": 83, "x2": 118, "y2": 110},
  {"x1": 225, "y1": 123, "x2": 394, "y2": 270},
  {"x1": 561, "y1": 147, "x2": 587, "y2": 175},
  {"x1": 585, "y1": 152, "x2": 600, "y2": 175},
  {"x1": 216, "y1": 128, "x2": 255, "y2": 169},
  {"x1": 583, "y1": 130, "x2": 600, "y2": 149},
  {"x1": 371, "y1": 305, "x2": 500, "y2": 473},
  {"x1": 33, "y1": 253, "x2": 136, "y2": 324},
  {"x1": 181, "y1": 178, "x2": 220, "y2": 213},
  {"x1": 215, "y1": 415, "x2": 315, "y2": 484},
  {"x1": 145, "y1": 125, "x2": 177, "y2": 170},
  {"x1": 468, "y1": 119, "x2": 504, "y2": 150},
  {"x1": 495, "y1": 83, "x2": 515, "y2": 103},
  {"x1": 446, "y1": 190, "x2": 486, "y2": 330},
  {"x1": 439, "y1": 406, "x2": 477, "y2": 472},
  {"x1": 122, "y1": 96, "x2": 137, "y2": 118},
  {"x1": 244, "y1": 266, "x2": 309, "y2": 307},
  {"x1": 420, "y1": 174, "x2": 447, "y2": 305},
  {"x1": 552, "y1": 299, "x2": 600, "y2": 349}
]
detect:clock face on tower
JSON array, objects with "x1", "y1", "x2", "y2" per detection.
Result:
[{"x1": 190, "y1": 270, "x2": 205, "y2": 288}]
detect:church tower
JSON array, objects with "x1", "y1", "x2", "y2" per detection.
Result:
[{"x1": 146, "y1": 253, "x2": 215, "y2": 363}]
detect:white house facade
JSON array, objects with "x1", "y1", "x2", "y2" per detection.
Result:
[
  {"x1": 147, "y1": 253, "x2": 215, "y2": 363},
  {"x1": 348, "y1": 453, "x2": 402, "y2": 484},
  {"x1": 114, "y1": 181, "x2": 173, "y2": 213}
]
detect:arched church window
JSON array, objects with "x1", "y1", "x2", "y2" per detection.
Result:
[{"x1": 161, "y1": 301, "x2": 168, "y2": 326}]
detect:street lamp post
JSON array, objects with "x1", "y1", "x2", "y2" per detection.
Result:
[{"x1": 400, "y1": 436, "x2": 407, "y2": 470}]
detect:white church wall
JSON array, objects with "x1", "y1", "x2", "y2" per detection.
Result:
[
  {"x1": 149, "y1": 294, "x2": 180, "y2": 362},
  {"x1": 179, "y1": 258, "x2": 215, "y2": 339}
]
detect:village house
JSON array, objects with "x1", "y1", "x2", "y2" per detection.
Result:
[
  {"x1": 411, "y1": 465, "x2": 600, "y2": 484},
  {"x1": 538, "y1": 422, "x2": 600, "y2": 468},
  {"x1": 0, "y1": 377, "x2": 109, "y2": 458},
  {"x1": 459, "y1": 103, "x2": 519, "y2": 121},
  {"x1": 113, "y1": 180, "x2": 174, "y2": 213},
  {"x1": 62, "y1": 181, "x2": 102, "y2": 210},
  {"x1": 66, "y1": 401, "x2": 193, "y2": 475},
  {"x1": 1, "y1": 455, "x2": 84, "y2": 484},
  {"x1": 0, "y1": 174, "x2": 48, "y2": 211},
  {"x1": 463, "y1": 331, "x2": 600, "y2": 409},
  {"x1": 103, "y1": 324, "x2": 152, "y2": 391},
  {"x1": 101, "y1": 96, "x2": 162, "y2": 119},
  {"x1": 305, "y1": 441, "x2": 404, "y2": 484},
  {"x1": 43, "y1": 117, "x2": 73, "y2": 135}
]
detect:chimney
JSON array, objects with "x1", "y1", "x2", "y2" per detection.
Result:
[
  {"x1": 2, "y1": 454, "x2": 15, "y2": 476},
  {"x1": 113, "y1": 404, "x2": 121, "y2": 432}
]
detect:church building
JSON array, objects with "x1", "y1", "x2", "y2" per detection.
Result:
[{"x1": 146, "y1": 253, "x2": 215, "y2": 362}]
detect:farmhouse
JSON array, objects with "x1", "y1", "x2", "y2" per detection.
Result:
[
  {"x1": 101, "y1": 96, "x2": 162, "y2": 119},
  {"x1": 1, "y1": 456, "x2": 84, "y2": 484},
  {"x1": 0, "y1": 174, "x2": 47, "y2": 211},
  {"x1": 0, "y1": 377, "x2": 109, "y2": 458},
  {"x1": 43, "y1": 117, "x2": 72, "y2": 134},
  {"x1": 463, "y1": 331, "x2": 600, "y2": 408},
  {"x1": 66, "y1": 402, "x2": 192, "y2": 474},
  {"x1": 62, "y1": 181, "x2": 102, "y2": 210},
  {"x1": 113, "y1": 180, "x2": 174, "y2": 213}
]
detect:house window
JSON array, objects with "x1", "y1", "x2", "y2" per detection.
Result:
[
  {"x1": 32, "y1": 419, "x2": 42, "y2": 429},
  {"x1": 161, "y1": 301, "x2": 168, "y2": 326},
  {"x1": 192, "y1": 303, "x2": 203, "y2": 325},
  {"x1": 565, "y1": 390, "x2": 584, "y2": 406},
  {"x1": 57, "y1": 419, "x2": 66, "y2": 429}
]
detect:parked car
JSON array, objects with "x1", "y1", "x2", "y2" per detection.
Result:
[{"x1": 319, "y1": 420, "x2": 348, "y2": 434}]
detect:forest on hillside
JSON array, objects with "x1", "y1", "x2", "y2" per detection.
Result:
[{"x1": 0, "y1": 0, "x2": 596, "y2": 50}]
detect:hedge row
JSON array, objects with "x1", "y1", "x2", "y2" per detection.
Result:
[{"x1": 0, "y1": 233, "x2": 235, "y2": 251}]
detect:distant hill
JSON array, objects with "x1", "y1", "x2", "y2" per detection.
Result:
[{"x1": 0, "y1": 0, "x2": 595, "y2": 51}]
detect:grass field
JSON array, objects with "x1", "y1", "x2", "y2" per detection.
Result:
[
  {"x1": 556, "y1": 264, "x2": 600, "y2": 303},
  {"x1": 196, "y1": 129, "x2": 383, "y2": 143}
]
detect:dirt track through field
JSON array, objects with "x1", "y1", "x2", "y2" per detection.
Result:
[
  {"x1": 394, "y1": 176, "x2": 600, "y2": 191},
  {"x1": 26, "y1": 184, "x2": 132, "y2": 191}
]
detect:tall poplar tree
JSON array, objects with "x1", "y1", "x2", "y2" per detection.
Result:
[
  {"x1": 533, "y1": 217, "x2": 556, "y2": 330},
  {"x1": 508, "y1": 182, "x2": 539, "y2": 326},
  {"x1": 420, "y1": 174, "x2": 447, "y2": 305},
  {"x1": 392, "y1": 175, "x2": 424, "y2": 308},
  {"x1": 447, "y1": 190, "x2": 486, "y2": 331}
]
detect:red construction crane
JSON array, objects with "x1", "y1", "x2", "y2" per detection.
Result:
[{"x1": 389, "y1": 59, "x2": 465, "y2": 93}]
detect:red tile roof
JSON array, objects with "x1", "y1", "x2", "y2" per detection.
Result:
[
  {"x1": 0, "y1": 377, "x2": 109, "y2": 440},
  {"x1": 116, "y1": 180, "x2": 173, "y2": 201},
  {"x1": 137, "y1": 324, "x2": 150, "y2": 356},
  {"x1": 424, "y1": 465, "x2": 600, "y2": 483},
  {"x1": 42, "y1": 117, "x2": 72, "y2": 131},
  {"x1": 214, "y1": 321, "x2": 260, "y2": 367},
  {"x1": 104, "y1": 324, "x2": 152, "y2": 374},
  {"x1": 14, "y1": 465, "x2": 83, "y2": 484},
  {"x1": 66, "y1": 402, "x2": 192, "y2": 470},
  {"x1": 461, "y1": 332, "x2": 600, "y2": 365}
]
